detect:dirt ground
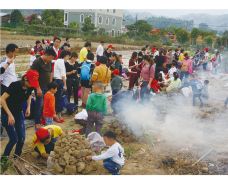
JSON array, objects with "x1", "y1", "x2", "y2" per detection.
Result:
[
  {"x1": 0, "y1": 30, "x2": 141, "y2": 52},
  {"x1": 1, "y1": 75, "x2": 228, "y2": 175}
]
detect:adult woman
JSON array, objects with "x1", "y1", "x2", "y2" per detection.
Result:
[
  {"x1": 54, "y1": 50, "x2": 71, "y2": 122},
  {"x1": 110, "y1": 52, "x2": 122, "y2": 75},
  {"x1": 140, "y1": 55, "x2": 155, "y2": 101},
  {"x1": 180, "y1": 52, "x2": 192, "y2": 80},
  {"x1": 154, "y1": 49, "x2": 166, "y2": 76},
  {"x1": 65, "y1": 52, "x2": 80, "y2": 106},
  {"x1": 128, "y1": 52, "x2": 138, "y2": 90},
  {"x1": 1, "y1": 70, "x2": 39, "y2": 160},
  {"x1": 166, "y1": 72, "x2": 181, "y2": 93}
]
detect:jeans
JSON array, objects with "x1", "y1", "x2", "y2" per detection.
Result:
[
  {"x1": 225, "y1": 97, "x2": 228, "y2": 107},
  {"x1": 66, "y1": 78, "x2": 79, "y2": 105},
  {"x1": 34, "y1": 138, "x2": 57, "y2": 154},
  {"x1": 34, "y1": 88, "x2": 47, "y2": 125},
  {"x1": 103, "y1": 158, "x2": 121, "y2": 175},
  {"x1": 203, "y1": 62, "x2": 208, "y2": 71},
  {"x1": 140, "y1": 81, "x2": 150, "y2": 102},
  {"x1": 112, "y1": 89, "x2": 120, "y2": 96},
  {"x1": 193, "y1": 94, "x2": 203, "y2": 107},
  {"x1": 180, "y1": 71, "x2": 189, "y2": 80},
  {"x1": 45, "y1": 117, "x2": 53, "y2": 125},
  {"x1": 85, "y1": 111, "x2": 103, "y2": 137},
  {"x1": 54, "y1": 79, "x2": 64, "y2": 114},
  {"x1": 1, "y1": 111, "x2": 25, "y2": 157}
]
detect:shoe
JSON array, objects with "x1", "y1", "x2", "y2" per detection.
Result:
[
  {"x1": 59, "y1": 118, "x2": 64, "y2": 122},
  {"x1": 54, "y1": 117, "x2": 64, "y2": 123}
]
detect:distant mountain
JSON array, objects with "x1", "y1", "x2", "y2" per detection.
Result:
[
  {"x1": 123, "y1": 12, "x2": 194, "y2": 30},
  {"x1": 180, "y1": 14, "x2": 228, "y2": 31}
]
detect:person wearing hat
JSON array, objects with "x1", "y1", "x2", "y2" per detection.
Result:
[
  {"x1": 1, "y1": 70, "x2": 39, "y2": 160},
  {"x1": 111, "y1": 69, "x2": 123, "y2": 95},
  {"x1": 103, "y1": 44, "x2": 114, "y2": 67},
  {"x1": 91, "y1": 56, "x2": 111, "y2": 88},
  {"x1": 32, "y1": 125, "x2": 63, "y2": 159}
]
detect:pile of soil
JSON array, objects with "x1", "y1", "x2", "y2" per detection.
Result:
[
  {"x1": 49, "y1": 133, "x2": 99, "y2": 175},
  {"x1": 102, "y1": 118, "x2": 137, "y2": 144}
]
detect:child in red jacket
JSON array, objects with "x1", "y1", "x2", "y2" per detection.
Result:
[{"x1": 43, "y1": 82, "x2": 58, "y2": 125}]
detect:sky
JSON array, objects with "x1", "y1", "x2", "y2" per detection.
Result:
[{"x1": 127, "y1": 9, "x2": 228, "y2": 18}]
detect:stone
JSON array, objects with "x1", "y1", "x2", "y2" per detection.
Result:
[
  {"x1": 64, "y1": 165, "x2": 77, "y2": 175},
  {"x1": 77, "y1": 162, "x2": 86, "y2": 173},
  {"x1": 53, "y1": 163, "x2": 63, "y2": 173},
  {"x1": 58, "y1": 157, "x2": 66, "y2": 167},
  {"x1": 63, "y1": 152, "x2": 71, "y2": 165}
]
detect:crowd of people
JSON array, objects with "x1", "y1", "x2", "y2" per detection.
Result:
[{"x1": 0, "y1": 37, "x2": 226, "y2": 175}]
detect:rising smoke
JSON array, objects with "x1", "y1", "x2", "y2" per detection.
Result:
[{"x1": 115, "y1": 69, "x2": 228, "y2": 155}]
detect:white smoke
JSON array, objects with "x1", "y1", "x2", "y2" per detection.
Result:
[{"x1": 116, "y1": 71, "x2": 228, "y2": 156}]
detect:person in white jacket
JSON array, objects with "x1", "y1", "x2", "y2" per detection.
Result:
[
  {"x1": 87, "y1": 131, "x2": 125, "y2": 175},
  {"x1": 53, "y1": 50, "x2": 71, "y2": 121}
]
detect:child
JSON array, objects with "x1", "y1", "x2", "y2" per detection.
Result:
[
  {"x1": 32, "y1": 125, "x2": 63, "y2": 159},
  {"x1": 85, "y1": 82, "x2": 107, "y2": 136},
  {"x1": 87, "y1": 131, "x2": 125, "y2": 175},
  {"x1": 168, "y1": 61, "x2": 177, "y2": 78},
  {"x1": 80, "y1": 52, "x2": 95, "y2": 108},
  {"x1": 111, "y1": 69, "x2": 123, "y2": 95},
  {"x1": 43, "y1": 82, "x2": 58, "y2": 125},
  {"x1": 201, "y1": 80, "x2": 209, "y2": 104}
]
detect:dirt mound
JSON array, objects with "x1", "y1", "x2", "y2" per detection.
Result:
[
  {"x1": 49, "y1": 133, "x2": 99, "y2": 175},
  {"x1": 102, "y1": 118, "x2": 137, "y2": 144}
]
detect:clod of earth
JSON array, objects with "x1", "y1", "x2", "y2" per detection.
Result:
[{"x1": 50, "y1": 133, "x2": 99, "y2": 175}]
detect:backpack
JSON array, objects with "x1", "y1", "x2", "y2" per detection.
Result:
[
  {"x1": 66, "y1": 103, "x2": 77, "y2": 115},
  {"x1": 80, "y1": 62, "x2": 91, "y2": 80},
  {"x1": 181, "y1": 59, "x2": 189, "y2": 72}
]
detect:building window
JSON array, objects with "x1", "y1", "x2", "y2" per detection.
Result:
[
  {"x1": 117, "y1": 30, "x2": 121, "y2": 36},
  {"x1": 112, "y1": 29, "x2": 115, "y2": 37},
  {"x1": 64, "y1": 12, "x2": 68, "y2": 22},
  {"x1": 80, "y1": 14, "x2": 84, "y2": 23},
  {"x1": 113, "y1": 9, "x2": 116, "y2": 13},
  {"x1": 107, "y1": 9, "x2": 109, "y2": 12},
  {"x1": 88, "y1": 15, "x2": 93, "y2": 21},
  {"x1": 98, "y1": 16, "x2": 103, "y2": 24},
  {"x1": 112, "y1": 18, "x2": 116, "y2": 25},
  {"x1": 106, "y1": 17, "x2": 109, "y2": 25}
]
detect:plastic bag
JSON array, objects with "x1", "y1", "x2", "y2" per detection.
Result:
[
  {"x1": 87, "y1": 132, "x2": 106, "y2": 152},
  {"x1": 74, "y1": 109, "x2": 88, "y2": 120},
  {"x1": 181, "y1": 87, "x2": 192, "y2": 97},
  {"x1": 47, "y1": 151, "x2": 55, "y2": 169}
]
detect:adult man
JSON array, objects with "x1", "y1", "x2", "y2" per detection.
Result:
[
  {"x1": 0, "y1": 44, "x2": 19, "y2": 95},
  {"x1": 91, "y1": 56, "x2": 111, "y2": 88},
  {"x1": 31, "y1": 47, "x2": 56, "y2": 129},
  {"x1": 79, "y1": 41, "x2": 92, "y2": 63},
  {"x1": 52, "y1": 37, "x2": 62, "y2": 61},
  {"x1": 96, "y1": 41, "x2": 105, "y2": 61}
]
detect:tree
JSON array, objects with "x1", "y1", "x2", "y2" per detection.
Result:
[
  {"x1": 68, "y1": 22, "x2": 79, "y2": 30},
  {"x1": 41, "y1": 10, "x2": 64, "y2": 27},
  {"x1": 191, "y1": 28, "x2": 200, "y2": 45},
  {"x1": 134, "y1": 20, "x2": 152, "y2": 33},
  {"x1": 175, "y1": 28, "x2": 190, "y2": 44},
  {"x1": 98, "y1": 28, "x2": 106, "y2": 35},
  {"x1": 29, "y1": 14, "x2": 42, "y2": 25},
  {"x1": 10, "y1": 10, "x2": 24, "y2": 27},
  {"x1": 81, "y1": 17, "x2": 95, "y2": 33},
  {"x1": 204, "y1": 36, "x2": 214, "y2": 47}
]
